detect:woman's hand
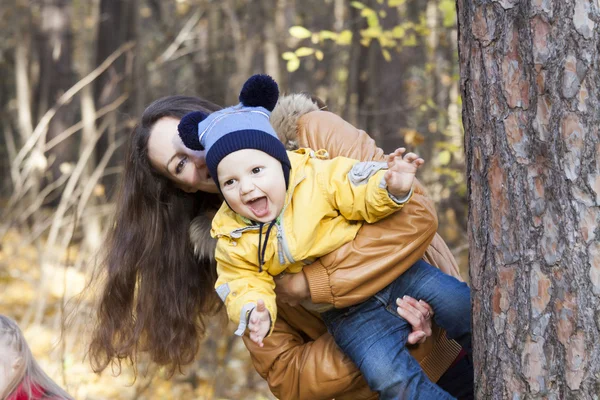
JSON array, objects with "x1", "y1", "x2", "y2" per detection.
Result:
[
  {"x1": 274, "y1": 272, "x2": 310, "y2": 306},
  {"x1": 396, "y1": 296, "x2": 434, "y2": 344}
]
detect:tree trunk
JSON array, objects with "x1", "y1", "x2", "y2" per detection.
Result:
[
  {"x1": 35, "y1": 0, "x2": 76, "y2": 202},
  {"x1": 80, "y1": 0, "x2": 102, "y2": 250},
  {"x1": 344, "y1": 4, "x2": 366, "y2": 127},
  {"x1": 94, "y1": 0, "x2": 138, "y2": 196},
  {"x1": 458, "y1": 0, "x2": 600, "y2": 398},
  {"x1": 263, "y1": 0, "x2": 283, "y2": 84}
]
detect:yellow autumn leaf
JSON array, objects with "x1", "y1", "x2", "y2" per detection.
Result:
[
  {"x1": 337, "y1": 30, "x2": 353, "y2": 45},
  {"x1": 315, "y1": 50, "x2": 324, "y2": 61},
  {"x1": 287, "y1": 58, "x2": 300, "y2": 72},
  {"x1": 289, "y1": 26, "x2": 312, "y2": 39},
  {"x1": 361, "y1": 26, "x2": 382, "y2": 38},
  {"x1": 351, "y1": 1, "x2": 366, "y2": 9},
  {"x1": 295, "y1": 47, "x2": 315, "y2": 57},
  {"x1": 282, "y1": 52, "x2": 296, "y2": 60},
  {"x1": 319, "y1": 30, "x2": 339, "y2": 41},
  {"x1": 392, "y1": 25, "x2": 405, "y2": 38},
  {"x1": 438, "y1": 150, "x2": 452, "y2": 166},
  {"x1": 403, "y1": 34, "x2": 417, "y2": 47},
  {"x1": 382, "y1": 49, "x2": 392, "y2": 62},
  {"x1": 388, "y1": 0, "x2": 405, "y2": 6},
  {"x1": 337, "y1": 67, "x2": 349, "y2": 82},
  {"x1": 403, "y1": 129, "x2": 425, "y2": 146},
  {"x1": 379, "y1": 35, "x2": 396, "y2": 48}
]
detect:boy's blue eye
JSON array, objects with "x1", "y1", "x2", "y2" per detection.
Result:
[{"x1": 252, "y1": 167, "x2": 262, "y2": 174}]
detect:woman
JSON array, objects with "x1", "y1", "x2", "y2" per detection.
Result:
[
  {"x1": 89, "y1": 93, "x2": 472, "y2": 399},
  {"x1": 0, "y1": 315, "x2": 73, "y2": 400}
]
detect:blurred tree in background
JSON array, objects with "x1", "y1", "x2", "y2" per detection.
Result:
[{"x1": 0, "y1": 0, "x2": 465, "y2": 398}]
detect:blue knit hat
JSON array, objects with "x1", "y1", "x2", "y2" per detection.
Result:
[{"x1": 177, "y1": 74, "x2": 291, "y2": 189}]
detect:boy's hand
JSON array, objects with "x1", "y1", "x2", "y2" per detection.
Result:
[
  {"x1": 384, "y1": 147, "x2": 424, "y2": 199},
  {"x1": 248, "y1": 299, "x2": 271, "y2": 347}
]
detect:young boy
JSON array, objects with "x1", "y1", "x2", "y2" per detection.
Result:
[{"x1": 178, "y1": 74, "x2": 471, "y2": 400}]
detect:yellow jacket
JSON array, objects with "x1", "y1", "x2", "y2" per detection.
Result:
[{"x1": 211, "y1": 149, "x2": 409, "y2": 335}]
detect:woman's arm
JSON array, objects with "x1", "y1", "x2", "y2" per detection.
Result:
[
  {"x1": 243, "y1": 303, "x2": 377, "y2": 400},
  {"x1": 244, "y1": 298, "x2": 437, "y2": 400},
  {"x1": 295, "y1": 110, "x2": 442, "y2": 308}
]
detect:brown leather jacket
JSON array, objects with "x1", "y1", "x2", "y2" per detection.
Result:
[{"x1": 192, "y1": 95, "x2": 463, "y2": 400}]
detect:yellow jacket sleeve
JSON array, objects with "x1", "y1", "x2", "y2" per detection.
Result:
[
  {"x1": 316, "y1": 156, "x2": 410, "y2": 223},
  {"x1": 214, "y1": 239, "x2": 277, "y2": 336}
]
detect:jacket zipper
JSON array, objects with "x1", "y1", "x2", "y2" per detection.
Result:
[
  {"x1": 222, "y1": 224, "x2": 260, "y2": 239},
  {"x1": 274, "y1": 172, "x2": 306, "y2": 266},
  {"x1": 277, "y1": 232, "x2": 286, "y2": 265},
  {"x1": 276, "y1": 218, "x2": 295, "y2": 265}
]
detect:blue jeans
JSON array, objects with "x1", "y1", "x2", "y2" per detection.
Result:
[{"x1": 321, "y1": 260, "x2": 471, "y2": 400}]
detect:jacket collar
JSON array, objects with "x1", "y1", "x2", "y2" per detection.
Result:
[{"x1": 270, "y1": 93, "x2": 319, "y2": 151}]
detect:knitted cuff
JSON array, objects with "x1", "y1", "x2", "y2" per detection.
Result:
[
  {"x1": 303, "y1": 260, "x2": 334, "y2": 306},
  {"x1": 421, "y1": 334, "x2": 463, "y2": 383}
]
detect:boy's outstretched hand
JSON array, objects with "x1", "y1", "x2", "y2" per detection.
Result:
[
  {"x1": 248, "y1": 299, "x2": 271, "y2": 347},
  {"x1": 384, "y1": 147, "x2": 424, "y2": 199}
]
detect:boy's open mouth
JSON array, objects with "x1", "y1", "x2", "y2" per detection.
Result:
[{"x1": 246, "y1": 196, "x2": 269, "y2": 218}]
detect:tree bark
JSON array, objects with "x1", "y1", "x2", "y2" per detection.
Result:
[{"x1": 458, "y1": 0, "x2": 600, "y2": 398}]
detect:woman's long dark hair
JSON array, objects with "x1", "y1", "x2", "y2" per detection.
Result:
[{"x1": 88, "y1": 96, "x2": 223, "y2": 376}]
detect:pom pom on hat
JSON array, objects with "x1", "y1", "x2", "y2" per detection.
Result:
[
  {"x1": 178, "y1": 111, "x2": 208, "y2": 151},
  {"x1": 177, "y1": 74, "x2": 288, "y2": 190},
  {"x1": 239, "y1": 74, "x2": 279, "y2": 111}
]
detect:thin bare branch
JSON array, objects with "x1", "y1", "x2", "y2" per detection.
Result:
[
  {"x1": 12, "y1": 41, "x2": 135, "y2": 176},
  {"x1": 3, "y1": 119, "x2": 19, "y2": 184},
  {"x1": 18, "y1": 172, "x2": 72, "y2": 224},
  {"x1": 43, "y1": 116, "x2": 111, "y2": 250},
  {"x1": 150, "y1": 9, "x2": 203, "y2": 69},
  {"x1": 77, "y1": 136, "x2": 126, "y2": 219},
  {"x1": 21, "y1": 204, "x2": 115, "y2": 248},
  {"x1": 15, "y1": 30, "x2": 33, "y2": 143},
  {"x1": 44, "y1": 94, "x2": 129, "y2": 152}
]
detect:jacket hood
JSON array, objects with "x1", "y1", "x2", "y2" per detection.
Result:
[
  {"x1": 270, "y1": 93, "x2": 319, "y2": 151},
  {"x1": 189, "y1": 93, "x2": 319, "y2": 260}
]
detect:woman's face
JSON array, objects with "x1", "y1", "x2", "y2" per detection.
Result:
[{"x1": 147, "y1": 117, "x2": 219, "y2": 194}]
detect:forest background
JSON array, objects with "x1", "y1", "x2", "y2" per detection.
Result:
[{"x1": 0, "y1": 0, "x2": 466, "y2": 398}]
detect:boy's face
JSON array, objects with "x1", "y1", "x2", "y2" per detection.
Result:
[{"x1": 217, "y1": 149, "x2": 287, "y2": 223}]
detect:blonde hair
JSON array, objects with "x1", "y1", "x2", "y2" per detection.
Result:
[{"x1": 0, "y1": 315, "x2": 73, "y2": 400}]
